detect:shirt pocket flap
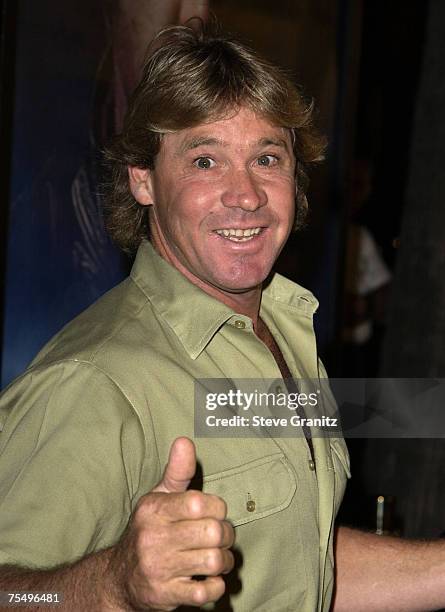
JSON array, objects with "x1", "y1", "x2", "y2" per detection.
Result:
[{"x1": 203, "y1": 454, "x2": 297, "y2": 526}]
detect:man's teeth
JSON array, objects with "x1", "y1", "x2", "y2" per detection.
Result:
[{"x1": 215, "y1": 228, "x2": 262, "y2": 241}]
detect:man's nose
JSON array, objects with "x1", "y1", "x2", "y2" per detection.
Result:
[{"x1": 221, "y1": 169, "x2": 267, "y2": 211}]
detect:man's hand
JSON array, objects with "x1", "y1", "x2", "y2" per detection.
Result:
[{"x1": 107, "y1": 437, "x2": 235, "y2": 611}]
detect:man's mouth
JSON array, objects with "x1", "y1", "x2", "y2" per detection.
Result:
[{"x1": 214, "y1": 227, "x2": 263, "y2": 242}]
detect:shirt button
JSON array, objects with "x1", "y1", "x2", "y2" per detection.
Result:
[
  {"x1": 246, "y1": 500, "x2": 256, "y2": 512},
  {"x1": 234, "y1": 320, "x2": 246, "y2": 329},
  {"x1": 308, "y1": 460, "x2": 316, "y2": 471}
]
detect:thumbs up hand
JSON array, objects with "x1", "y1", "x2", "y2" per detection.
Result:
[{"x1": 107, "y1": 438, "x2": 235, "y2": 611}]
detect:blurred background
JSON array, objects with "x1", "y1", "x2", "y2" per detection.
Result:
[{"x1": 1, "y1": 0, "x2": 444, "y2": 538}]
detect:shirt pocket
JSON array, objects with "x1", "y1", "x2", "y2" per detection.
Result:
[{"x1": 203, "y1": 453, "x2": 297, "y2": 526}]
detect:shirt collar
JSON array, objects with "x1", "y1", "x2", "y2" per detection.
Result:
[
  {"x1": 131, "y1": 240, "x2": 318, "y2": 359},
  {"x1": 262, "y1": 271, "x2": 319, "y2": 317}
]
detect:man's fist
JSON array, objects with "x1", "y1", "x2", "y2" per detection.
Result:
[{"x1": 107, "y1": 438, "x2": 235, "y2": 611}]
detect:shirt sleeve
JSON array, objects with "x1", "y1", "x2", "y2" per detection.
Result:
[
  {"x1": 317, "y1": 357, "x2": 351, "y2": 472},
  {"x1": 0, "y1": 360, "x2": 146, "y2": 569}
]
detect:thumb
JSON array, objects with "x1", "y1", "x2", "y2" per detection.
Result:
[{"x1": 153, "y1": 437, "x2": 196, "y2": 494}]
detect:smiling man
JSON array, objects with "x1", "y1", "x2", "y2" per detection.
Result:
[{"x1": 2, "y1": 20, "x2": 445, "y2": 612}]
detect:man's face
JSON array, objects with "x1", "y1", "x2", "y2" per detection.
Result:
[{"x1": 130, "y1": 106, "x2": 296, "y2": 297}]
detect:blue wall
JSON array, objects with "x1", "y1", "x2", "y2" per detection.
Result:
[{"x1": 1, "y1": 0, "x2": 129, "y2": 387}]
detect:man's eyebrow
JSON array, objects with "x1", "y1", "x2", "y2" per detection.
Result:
[
  {"x1": 177, "y1": 135, "x2": 292, "y2": 155},
  {"x1": 258, "y1": 137, "x2": 292, "y2": 151},
  {"x1": 179, "y1": 136, "x2": 228, "y2": 153}
]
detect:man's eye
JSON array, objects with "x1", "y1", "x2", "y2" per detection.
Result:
[
  {"x1": 257, "y1": 155, "x2": 278, "y2": 167},
  {"x1": 194, "y1": 157, "x2": 215, "y2": 169}
]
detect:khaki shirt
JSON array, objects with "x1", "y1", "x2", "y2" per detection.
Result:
[{"x1": 0, "y1": 241, "x2": 350, "y2": 611}]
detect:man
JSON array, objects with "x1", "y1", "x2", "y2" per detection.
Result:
[{"x1": 1, "y1": 22, "x2": 445, "y2": 612}]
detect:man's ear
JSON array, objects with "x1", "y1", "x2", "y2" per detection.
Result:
[{"x1": 128, "y1": 166, "x2": 154, "y2": 206}]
